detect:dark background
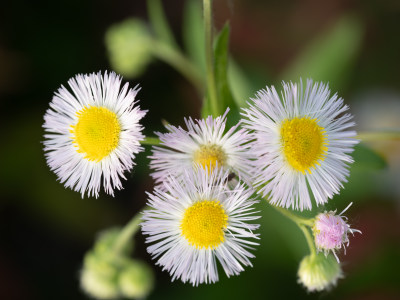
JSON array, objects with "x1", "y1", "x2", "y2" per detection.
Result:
[{"x1": 1, "y1": 0, "x2": 400, "y2": 299}]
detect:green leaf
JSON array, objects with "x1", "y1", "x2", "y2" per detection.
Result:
[
  {"x1": 202, "y1": 23, "x2": 240, "y2": 125},
  {"x1": 228, "y1": 60, "x2": 256, "y2": 107},
  {"x1": 183, "y1": 0, "x2": 206, "y2": 74},
  {"x1": 282, "y1": 15, "x2": 364, "y2": 90},
  {"x1": 352, "y1": 143, "x2": 387, "y2": 170}
]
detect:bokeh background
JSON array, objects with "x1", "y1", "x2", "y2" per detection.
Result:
[{"x1": 1, "y1": 0, "x2": 400, "y2": 299}]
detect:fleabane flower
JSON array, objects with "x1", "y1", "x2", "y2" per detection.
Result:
[
  {"x1": 241, "y1": 79, "x2": 358, "y2": 210},
  {"x1": 313, "y1": 203, "x2": 361, "y2": 262},
  {"x1": 43, "y1": 71, "x2": 146, "y2": 198},
  {"x1": 149, "y1": 108, "x2": 253, "y2": 187},
  {"x1": 141, "y1": 167, "x2": 260, "y2": 286}
]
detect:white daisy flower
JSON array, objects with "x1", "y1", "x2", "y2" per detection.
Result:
[
  {"x1": 241, "y1": 79, "x2": 358, "y2": 210},
  {"x1": 149, "y1": 108, "x2": 253, "y2": 187},
  {"x1": 43, "y1": 71, "x2": 146, "y2": 198},
  {"x1": 141, "y1": 167, "x2": 260, "y2": 286}
]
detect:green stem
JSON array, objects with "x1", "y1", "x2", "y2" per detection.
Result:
[
  {"x1": 357, "y1": 129, "x2": 400, "y2": 141},
  {"x1": 141, "y1": 136, "x2": 160, "y2": 146},
  {"x1": 269, "y1": 202, "x2": 314, "y2": 227},
  {"x1": 112, "y1": 211, "x2": 143, "y2": 255},
  {"x1": 151, "y1": 40, "x2": 204, "y2": 92},
  {"x1": 264, "y1": 198, "x2": 316, "y2": 257},
  {"x1": 299, "y1": 225, "x2": 317, "y2": 257},
  {"x1": 147, "y1": 0, "x2": 177, "y2": 48},
  {"x1": 203, "y1": 0, "x2": 219, "y2": 116}
]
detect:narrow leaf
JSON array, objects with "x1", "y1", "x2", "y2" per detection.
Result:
[
  {"x1": 183, "y1": 0, "x2": 206, "y2": 73},
  {"x1": 282, "y1": 15, "x2": 364, "y2": 90}
]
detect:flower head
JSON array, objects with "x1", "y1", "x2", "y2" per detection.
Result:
[
  {"x1": 149, "y1": 108, "x2": 253, "y2": 187},
  {"x1": 298, "y1": 253, "x2": 342, "y2": 292},
  {"x1": 313, "y1": 203, "x2": 361, "y2": 261},
  {"x1": 43, "y1": 71, "x2": 146, "y2": 198},
  {"x1": 241, "y1": 79, "x2": 358, "y2": 210},
  {"x1": 141, "y1": 167, "x2": 260, "y2": 286}
]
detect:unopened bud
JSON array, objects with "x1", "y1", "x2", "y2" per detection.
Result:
[
  {"x1": 298, "y1": 253, "x2": 342, "y2": 292},
  {"x1": 105, "y1": 18, "x2": 153, "y2": 78},
  {"x1": 118, "y1": 260, "x2": 154, "y2": 299},
  {"x1": 80, "y1": 228, "x2": 135, "y2": 299},
  {"x1": 80, "y1": 252, "x2": 119, "y2": 299}
]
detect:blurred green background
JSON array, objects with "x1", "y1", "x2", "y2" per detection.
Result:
[{"x1": 1, "y1": 0, "x2": 400, "y2": 299}]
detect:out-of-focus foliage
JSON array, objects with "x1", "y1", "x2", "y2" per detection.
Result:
[
  {"x1": 282, "y1": 15, "x2": 364, "y2": 90},
  {"x1": 105, "y1": 19, "x2": 153, "y2": 79}
]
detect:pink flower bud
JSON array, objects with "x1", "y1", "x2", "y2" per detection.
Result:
[{"x1": 313, "y1": 203, "x2": 361, "y2": 262}]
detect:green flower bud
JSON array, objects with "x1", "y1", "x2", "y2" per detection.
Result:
[
  {"x1": 80, "y1": 252, "x2": 119, "y2": 300},
  {"x1": 80, "y1": 228, "x2": 132, "y2": 299},
  {"x1": 297, "y1": 253, "x2": 342, "y2": 292},
  {"x1": 105, "y1": 18, "x2": 153, "y2": 78},
  {"x1": 118, "y1": 260, "x2": 154, "y2": 299}
]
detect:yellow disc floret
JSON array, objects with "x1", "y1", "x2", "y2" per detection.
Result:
[
  {"x1": 193, "y1": 144, "x2": 226, "y2": 169},
  {"x1": 281, "y1": 117, "x2": 328, "y2": 173},
  {"x1": 180, "y1": 200, "x2": 228, "y2": 249},
  {"x1": 71, "y1": 106, "x2": 121, "y2": 161}
]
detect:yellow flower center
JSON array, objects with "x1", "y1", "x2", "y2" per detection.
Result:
[
  {"x1": 180, "y1": 200, "x2": 228, "y2": 249},
  {"x1": 193, "y1": 144, "x2": 226, "y2": 169},
  {"x1": 280, "y1": 117, "x2": 328, "y2": 174},
  {"x1": 71, "y1": 106, "x2": 121, "y2": 161}
]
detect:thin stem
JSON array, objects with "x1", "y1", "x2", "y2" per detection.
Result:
[
  {"x1": 151, "y1": 40, "x2": 204, "y2": 92},
  {"x1": 203, "y1": 0, "x2": 219, "y2": 116},
  {"x1": 357, "y1": 129, "x2": 400, "y2": 142},
  {"x1": 112, "y1": 211, "x2": 143, "y2": 255},
  {"x1": 264, "y1": 198, "x2": 316, "y2": 257},
  {"x1": 299, "y1": 225, "x2": 317, "y2": 257},
  {"x1": 147, "y1": 0, "x2": 177, "y2": 48},
  {"x1": 141, "y1": 136, "x2": 160, "y2": 146},
  {"x1": 269, "y1": 202, "x2": 314, "y2": 227}
]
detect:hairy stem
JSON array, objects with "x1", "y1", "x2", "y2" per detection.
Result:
[
  {"x1": 203, "y1": 0, "x2": 219, "y2": 116},
  {"x1": 141, "y1": 136, "x2": 160, "y2": 146}
]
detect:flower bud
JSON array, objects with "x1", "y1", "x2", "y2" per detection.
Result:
[
  {"x1": 298, "y1": 253, "x2": 342, "y2": 292},
  {"x1": 80, "y1": 252, "x2": 119, "y2": 299},
  {"x1": 80, "y1": 228, "x2": 136, "y2": 299},
  {"x1": 105, "y1": 18, "x2": 153, "y2": 78},
  {"x1": 313, "y1": 203, "x2": 361, "y2": 261},
  {"x1": 118, "y1": 260, "x2": 154, "y2": 299}
]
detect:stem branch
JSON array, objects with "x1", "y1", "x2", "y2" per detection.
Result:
[
  {"x1": 151, "y1": 40, "x2": 204, "y2": 92},
  {"x1": 264, "y1": 198, "x2": 316, "y2": 256},
  {"x1": 299, "y1": 224, "x2": 317, "y2": 257},
  {"x1": 269, "y1": 203, "x2": 314, "y2": 227}
]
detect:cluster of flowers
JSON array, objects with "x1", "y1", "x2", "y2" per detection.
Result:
[{"x1": 43, "y1": 71, "x2": 360, "y2": 291}]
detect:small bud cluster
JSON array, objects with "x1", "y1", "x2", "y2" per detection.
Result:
[{"x1": 80, "y1": 229, "x2": 154, "y2": 300}]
